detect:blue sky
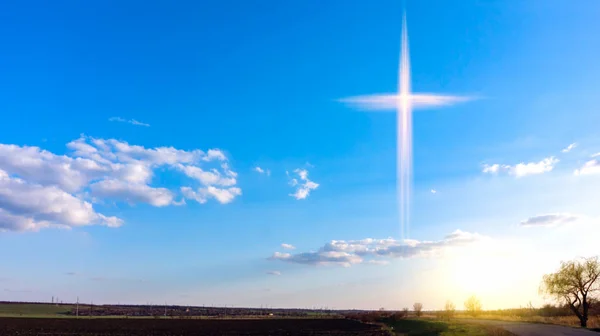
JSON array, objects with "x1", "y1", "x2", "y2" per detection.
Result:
[{"x1": 1, "y1": 0, "x2": 600, "y2": 310}]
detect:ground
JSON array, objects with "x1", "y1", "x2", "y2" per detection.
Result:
[
  {"x1": 0, "y1": 317, "x2": 388, "y2": 336},
  {"x1": 384, "y1": 319, "x2": 514, "y2": 336}
]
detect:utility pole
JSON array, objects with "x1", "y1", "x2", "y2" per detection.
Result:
[{"x1": 76, "y1": 297, "x2": 79, "y2": 317}]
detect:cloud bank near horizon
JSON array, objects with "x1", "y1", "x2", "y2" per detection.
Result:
[{"x1": 269, "y1": 229, "x2": 486, "y2": 267}]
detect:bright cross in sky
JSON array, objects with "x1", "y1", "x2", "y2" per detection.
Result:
[{"x1": 340, "y1": 14, "x2": 474, "y2": 240}]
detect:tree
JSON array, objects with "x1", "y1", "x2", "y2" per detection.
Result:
[
  {"x1": 413, "y1": 302, "x2": 423, "y2": 317},
  {"x1": 444, "y1": 300, "x2": 456, "y2": 319},
  {"x1": 464, "y1": 295, "x2": 482, "y2": 317},
  {"x1": 540, "y1": 256, "x2": 600, "y2": 328}
]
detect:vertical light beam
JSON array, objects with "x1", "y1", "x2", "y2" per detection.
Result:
[{"x1": 397, "y1": 14, "x2": 412, "y2": 240}]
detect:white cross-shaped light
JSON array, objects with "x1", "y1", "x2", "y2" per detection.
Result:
[{"x1": 339, "y1": 15, "x2": 475, "y2": 240}]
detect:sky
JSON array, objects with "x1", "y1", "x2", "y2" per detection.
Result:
[{"x1": 1, "y1": 0, "x2": 600, "y2": 310}]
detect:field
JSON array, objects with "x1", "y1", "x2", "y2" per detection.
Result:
[
  {"x1": 384, "y1": 319, "x2": 514, "y2": 336},
  {"x1": 457, "y1": 314, "x2": 600, "y2": 330},
  {"x1": 0, "y1": 302, "x2": 339, "y2": 318},
  {"x1": 0, "y1": 303, "x2": 76, "y2": 317},
  {"x1": 0, "y1": 317, "x2": 389, "y2": 336}
]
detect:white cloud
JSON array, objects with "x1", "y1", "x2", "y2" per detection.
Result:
[
  {"x1": 266, "y1": 271, "x2": 281, "y2": 276},
  {"x1": 176, "y1": 165, "x2": 236, "y2": 186},
  {"x1": 561, "y1": 143, "x2": 577, "y2": 153},
  {"x1": 269, "y1": 229, "x2": 485, "y2": 267},
  {"x1": 574, "y1": 159, "x2": 600, "y2": 176},
  {"x1": 90, "y1": 180, "x2": 175, "y2": 207},
  {"x1": 113, "y1": 163, "x2": 153, "y2": 184},
  {"x1": 0, "y1": 144, "x2": 108, "y2": 192},
  {"x1": 431, "y1": 189, "x2": 437, "y2": 194},
  {"x1": 109, "y1": 117, "x2": 150, "y2": 127},
  {"x1": 204, "y1": 149, "x2": 227, "y2": 162},
  {"x1": 520, "y1": 213, "x2": 581, "y2": 227},
  {"x1": 181, "y1": 186, "x2": 242, "y2": 204},
  {"x1": 288, "y1": 168, "x2": 319, "y2": 200},
  {"x1": 254, "y1": 166, "x2": 271, "y2": 176},
  {"x1": 0, "y1": 170, "x2": 122, "y2": 231},
  {"x1": 482, "y1": 157, "x2": 558, "y2": 178},
  {"x1": 0, "y1": 136, "x2": 239, "y2": 232},
  {"x1": 281, "y1": 243, "x2": 296, "y2": 250},
  {"x1": 367, "y1": 260, "x2": 390, "y2": 265},
  {"x1": 338, "y1": 93, "x2": 474, "y2": 111}
]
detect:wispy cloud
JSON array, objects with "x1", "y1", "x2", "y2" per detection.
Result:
[
  {"x1": 367, "y1": 260, "x2": 390, "y2": 265},
  {"x1": 574, "y1": 159, "x2": 600, "y2": 176},
  {"x1": 181, "y1": 186, "x2": 241, "y2": 204},
  {"x1": 430, "y1": 189, "x2": 437, "y2": 194},
  {"x1": 269, "y1": 229, "x2": 485, "y2": 267},
  {"x1": 288, "y1": 168, "x2": 319, "y2": 200},
  {"x1": 4, "y1": 288, "x2": 33, "y2": 293},
  {"x1": 109, "y1": 117, "x2": 150, "y2": 127},
  {"x1": 561, "y1": 143, "x2": 577, "y2": 153},
  {"x1": 281, "y1": 243, "x2": 296, "y2": 250},
  {"x1": 482, "y1": 157, "x2": 558, "y2": 178},
  {"x1": 266, "y1": 271, "x2": 281, "y2": 276},
  {"x1": 520, "y1": 213, "x2": 581, "y2": 227},
  {"x1": 254, "y1": 166, "x2": 271, "y2": 176},
  {"x1": 338, "y1": 93, "x2": 475, "y2": 111}
]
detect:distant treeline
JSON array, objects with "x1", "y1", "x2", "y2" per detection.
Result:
[{"x1": 67, "y1": 305, "x2": 342, "y2": 318}]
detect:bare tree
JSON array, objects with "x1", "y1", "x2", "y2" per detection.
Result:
[
  {"x1": 413, "y1": 302, "x2": 423, "y2": 317},
  {"x1": 444, "y1": 300, "x2": 456, "y2": 319},
  {"x1": 464, "y1": 295, "x2": 482, "y2": 317},
  {"x1": 540, "y1": 256, "x2": 600, "y2": 327}
]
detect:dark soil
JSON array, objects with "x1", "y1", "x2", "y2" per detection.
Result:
[{"x1": 0, "y1": 317, "x2": 389, "y2": 335}]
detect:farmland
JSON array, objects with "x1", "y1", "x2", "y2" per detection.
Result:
[
  {"x1": 0, "y1": 317, "x2": 389, "y2": 336},
  {"x1": 0, "y1": 301, "x2": 341, "y2": 318}
]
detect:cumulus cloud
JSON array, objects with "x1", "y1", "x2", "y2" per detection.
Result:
[
  {"x1": 181, "y1": 186, "x2": 242, "y2": 204},
  {"x1": 266, "y1": 271, "x2": 281, "y2": 276},
  {"x1": 204, "y1": 149, "x2": 227, "y2": 162},
  {"x1": 288, "y1": 168, "x2": 319, "y2": 200},
  {"x1": 0, "y1": 136, "x2": 239, "y2": 232},
  {"x1": 0, "y1": 144, "x2": 108, "y2": 192},
  {"x1": 431, "y1": 189, "x2": 437, "y2": 194},
  {"x1": 269, "y1": 230, "x2": 485, "y2": 267},
  {"x1": 520, "y1": 213, "x2": 581, "y2": 227},
  {"x1": 338, "y1": 93, "x2": 474, "y2": 111},
  {"x1": 561, "y1": 143, "x2": 577, "y2": 153},
  {"x1": 109, "y1": 117, "x2": 150, "y2": 127},
  {"x1": 90, "y1": 180, "x2": 175, "y2": 207},
  {"x1": 176, "y1": 164, "x2": 236, "y2": 186},
  {"x1": 281, "y1": 243, "x2": 296, "y2": 250},
  {"x1": 574, "y1": 159, "x2": 600, "y2": 176},
  {"x1": 0, "y1": 170, "x2": 122, "y2": 231},
  {"x1": 482, "y1": 157, "x2": 558, "y2": 177}
]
